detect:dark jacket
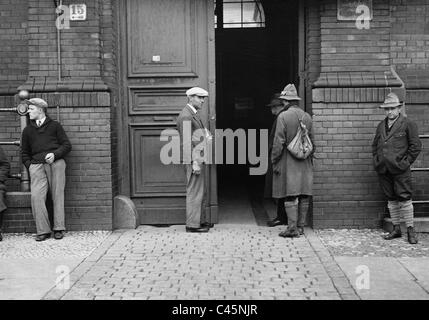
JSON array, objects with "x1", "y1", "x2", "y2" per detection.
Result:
[
  {"x1": 264, "y1": 107, "x2": 287, "y2": 198},
  {"x1": 21, "y1": 116, "x2": 72, "y2": 169},
  {"x1": 0, "y1": 146, "x2": 10, "y2": 186},
  {"x1": 372, "y1": 113, "x2": 421, "y2": 175},
  {"x1": 0, "y1": 146, "x2": 10, "y2": 212}
]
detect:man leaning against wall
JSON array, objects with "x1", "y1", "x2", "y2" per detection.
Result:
[
  {"x1": 21, "y1": 98, "x2": 72, "y2": 242},
  {"x1": 372, "y1": 92, "x2": 421, "y2": 244}
]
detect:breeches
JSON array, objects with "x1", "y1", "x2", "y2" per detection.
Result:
[{"x1": 378, "y1": 169, "x2": 413, "y2": 202}]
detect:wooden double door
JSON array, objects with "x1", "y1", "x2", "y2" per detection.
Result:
[{"x1": 118, "y1": 0, "x2": 217, "y2": 224}]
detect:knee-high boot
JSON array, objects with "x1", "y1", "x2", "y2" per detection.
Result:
[
  {"x1": 297, "y1": 197, "x2": 309, "y2": 235},
  {"x1": 279, "y1": 199, "x2": 299, "y2": 238}
]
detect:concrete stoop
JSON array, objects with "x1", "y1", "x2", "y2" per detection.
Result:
[{"x1": 383, "y1": 217, "x2": 429, "y2": 233}]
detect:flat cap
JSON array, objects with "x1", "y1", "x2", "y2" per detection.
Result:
[
  {"x1": 25, "y1": 98, "x2": 48, "y2": 109},
  {"x1": 186, "y1": 87, "x2": 208, "y2": 97}
]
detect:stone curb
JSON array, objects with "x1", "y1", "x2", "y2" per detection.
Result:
[
  {"x1": 305, "y1": 228, "x2": 360, "y2": 300},
  {"x1": 42, "y1": 230, "x2": 126, "y2": 300}
]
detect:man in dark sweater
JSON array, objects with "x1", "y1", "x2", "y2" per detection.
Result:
[
  {"x1": 21, "y1": 98, "x2": 72, "y2": 241},
  {"x1": 0, "y1": 146, "x2": 10, "y2": 241}
]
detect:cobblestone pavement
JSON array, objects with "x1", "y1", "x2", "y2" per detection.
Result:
[
  {"x1": 0, "y1": 231, "x2": 111, "y2": 258},
  {"x1": 317, "y1": 229, "x2": 429, "y2": 257},
  {"x1": 44, "y1": 225, "x2": 356, "y2": 300}
]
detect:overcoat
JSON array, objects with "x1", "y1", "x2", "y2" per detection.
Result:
[
  {"x1": 372, "y1": 113, "x2": 421, "y2": 175},
  {"x1": 264, "y1": 107, "x2": 286, "y2": 198},
  {"x1": 0, "y1": 146, "x2": 10, "y2": 213},
  {"x1": 271, "y1": 105, "x2": 313, "y2": 198}
]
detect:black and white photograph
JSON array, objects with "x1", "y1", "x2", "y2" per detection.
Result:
[{"x1": 0, "y1": 0, "x2": 429, "y2": 308}]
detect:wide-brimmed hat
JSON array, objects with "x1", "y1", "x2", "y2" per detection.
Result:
[
  {"x1": 279, "y1": 84, "x2": 301, "y2": 101},
  {"x1": 186, "y1": 87, "x2": 208, "y2": 97},
  {"x1": 266, "y1": 93, "x2": 283, "y2": 107},
  {"x1": 379, "y1": 92, "x2": 402, "y2": 108}
]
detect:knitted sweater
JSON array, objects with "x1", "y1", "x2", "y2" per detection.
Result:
[{"x1": 21, "y1": 116, "x2": 72, "y2": 168}]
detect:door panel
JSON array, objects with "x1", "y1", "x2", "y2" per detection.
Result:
[
  {"x1": 127, "y1": 0, "x2": 197, "y2": 77},
  {"x1": 120, "y1": 0, "x2": 217, "y2": 224}
]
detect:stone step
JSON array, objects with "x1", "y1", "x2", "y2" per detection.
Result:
[{"x1": 383, "y1": 217, "x2": 429, "y2": 233}]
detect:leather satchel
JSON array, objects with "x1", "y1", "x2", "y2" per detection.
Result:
[{"x1": 287, "y1": 111, "x2": 313, "y2": 160}]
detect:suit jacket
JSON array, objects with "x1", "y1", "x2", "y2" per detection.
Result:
[
  {"x1": 176, "y1": 104, "x2": 209, "y2": 165},
  {"x1": 372, "y1": 113, "x2": 422, "y2": 175}
]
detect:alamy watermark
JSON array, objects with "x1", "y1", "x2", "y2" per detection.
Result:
[
  {"x1": 160, "y1": 121, "x2": 269, "y2": 176},
  {"x1": 355, "y1": 265, "x2": 370, "y2": 290},
  {"x1": 55, "y1": 265, "x2": 70, "y2": 290}
]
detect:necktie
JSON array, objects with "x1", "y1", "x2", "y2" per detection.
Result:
[{"x1": 37, "y1": 120, "x2": 41, "y2": 127}]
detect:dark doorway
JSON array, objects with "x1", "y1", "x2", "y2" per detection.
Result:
[{"x1": 214, "y1": 0, "x2": 300, "y2": 224}]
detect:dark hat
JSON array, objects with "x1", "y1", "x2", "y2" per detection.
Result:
[
  {"x1": 266, "y1": 93, "x2": 283, "y2": 107},
  {"x1": 379, "y1": 92, "x2": 402, "y2": 108}
]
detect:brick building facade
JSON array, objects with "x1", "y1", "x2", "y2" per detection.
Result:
[{"x1": 0, "y1": 0, "x2": 428, "y2": 232}]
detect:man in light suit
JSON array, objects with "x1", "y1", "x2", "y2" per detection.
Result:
[{"x1": 176, "y1": 87, "x2": 213, "y2": 233}]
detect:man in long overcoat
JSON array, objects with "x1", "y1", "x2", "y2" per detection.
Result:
[
  {"x1": 264, "y1": 93, "x2": 287, "y2": 227},
  {"x1": 271, "y1": 84, "x2": 313, "y2": 237},
  {"x1": 372, "y1": 92, "x2": 421, "y2": 244},
  {"x1": 0, "y1": 146, "x2": 10, "y2": 241}
]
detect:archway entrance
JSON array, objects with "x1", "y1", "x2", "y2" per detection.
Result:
[{"x1": 214, "y1": 0, "x2": 302, "y2": 224}]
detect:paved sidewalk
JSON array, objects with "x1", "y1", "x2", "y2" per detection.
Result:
[
  {"x1": 2, "y1": 225, "x2": 428, "y2": 300},
  {"x1": 317, "y1": 229, "x2": 429, "y2": 300},
  {"x1": 43, "y1": 225, "x2": 351, "y2": 300},
  {"x1": 0, "y1": 231, "x2": 110, "y2": 299}
]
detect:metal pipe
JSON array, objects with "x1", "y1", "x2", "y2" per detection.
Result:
[
  {"x1": 0, "y1": 108, "x2": 18, "y2": 112},
  {"x1": 411, "y1": 168, "x2": 429, "y2": 172},
  {"x1": 19, "y1": 113, "x2": 30, "y2": 191},
  {"x1": 57, "y1": 0, "x2": 62, "y2": 81},
  {"x1": 0, "y1": 141, "x2": 20, "y2": 146}
]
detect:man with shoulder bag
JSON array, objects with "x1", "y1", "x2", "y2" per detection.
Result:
[{"x1": 271, "y1": 84, "x2": 314, "y2": 238}]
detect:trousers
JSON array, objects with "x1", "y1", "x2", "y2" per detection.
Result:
[
  {"x1": 29, "y1": 159, "x2": 66, "y2": 235},
  {"x1": 185, "y1": 164, "x2": 206, "y2": 228}
]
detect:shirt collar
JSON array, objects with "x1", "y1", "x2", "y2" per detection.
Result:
[
  {"x1": 37, "y1": 116, "x2": 46, "y2": 126},
  {"x1": 187, "y1": 104, "x2": 197, "y2": 114}
]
